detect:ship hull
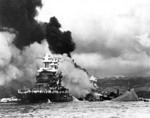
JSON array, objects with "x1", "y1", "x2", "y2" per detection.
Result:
[{"x1": 18, "y1": 93, "x2": 73, "y2": 103}]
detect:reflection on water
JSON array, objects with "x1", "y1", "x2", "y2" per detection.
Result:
[{"x1": 0, "y1": 101, "x2": 150, "y2": 118}]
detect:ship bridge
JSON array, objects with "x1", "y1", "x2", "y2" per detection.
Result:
[{"x1": 37, "y1": 53, "x2": 62, "y2": 73}]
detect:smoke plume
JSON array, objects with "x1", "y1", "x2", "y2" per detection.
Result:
[
  {"x1": 0, "y1": 32, "x2": 50, "y2": 97},
  {"x1": 0, "y1": 0, "x2": 75, "y2": 55},
  {"x1": 0, "y1": 0, "x2": 43, "y2": 49},
  {"x1": 58, "y1": 54, "x2": 92, "y2": 98},
  {"x1": 46, "y1": 17, "x2": 76, "y2": 56}
]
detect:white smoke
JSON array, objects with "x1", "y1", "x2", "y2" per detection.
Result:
[
  {"x1": 12, "y1": 40, "x2": 51, "y2": 84},
  {"x1": 0, "y1": 32, "x2": 14, "y2": 66},
  {"x1": 58, "y1": 54, "x2": 92, "y2": 98},
  {"x1": 0, "y1": 32, "x2": 21, "y2": 85},
  {"x1": 0, "y1": 32, "x2": 50, "y2": 86}
]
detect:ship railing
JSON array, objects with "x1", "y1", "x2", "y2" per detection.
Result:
[
  {"x1": 18, "y1": 89, "x2": 30, "y2": 94},
  {"x1": 18, "y1": 89, "x2": 53, "y2": 94},
  {"x1": 18, "y1": 89, "x2": 69, "y2": 94}
]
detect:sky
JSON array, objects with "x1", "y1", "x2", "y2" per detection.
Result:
[{"x1": 36, "y1": 0, "x2": 150, "y2": 77}]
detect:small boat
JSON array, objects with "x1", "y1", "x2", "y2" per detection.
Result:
[{"x1": 0, "y1": 96, "x2": 18, "y2": 103}]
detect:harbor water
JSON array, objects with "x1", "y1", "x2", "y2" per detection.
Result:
[{"x1": 0, "y1": 101, "x2": 150, "y2": 118}]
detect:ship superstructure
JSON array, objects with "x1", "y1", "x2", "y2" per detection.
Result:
[{"x1": 18, "y1": 54, "x2": 73, "y2": 103}]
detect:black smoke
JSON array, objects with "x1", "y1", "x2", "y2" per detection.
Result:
[
  {"x1": 0, "y1": 0, "x2": 76, "y2": 55},
  {"x1": 46, "y1": 17, "x2": 76, "y2": 56},
  {"x1": 0, "y1": 0, "x2": 43, "y2": 49}
]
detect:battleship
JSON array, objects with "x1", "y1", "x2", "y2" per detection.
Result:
[{"x1": 18, "y1": 54, "x2": 73, "y2": 103}]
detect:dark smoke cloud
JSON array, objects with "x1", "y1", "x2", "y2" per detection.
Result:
[
  {"x1": 0, "y1": 0, "x2": 76, "y2": 55},
  {"x1": 0, "y1": 0, "x2": 43, "y2": 49},
  {"x1": 46, "y1": 17, "x2": 76, "y2": 56}
]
